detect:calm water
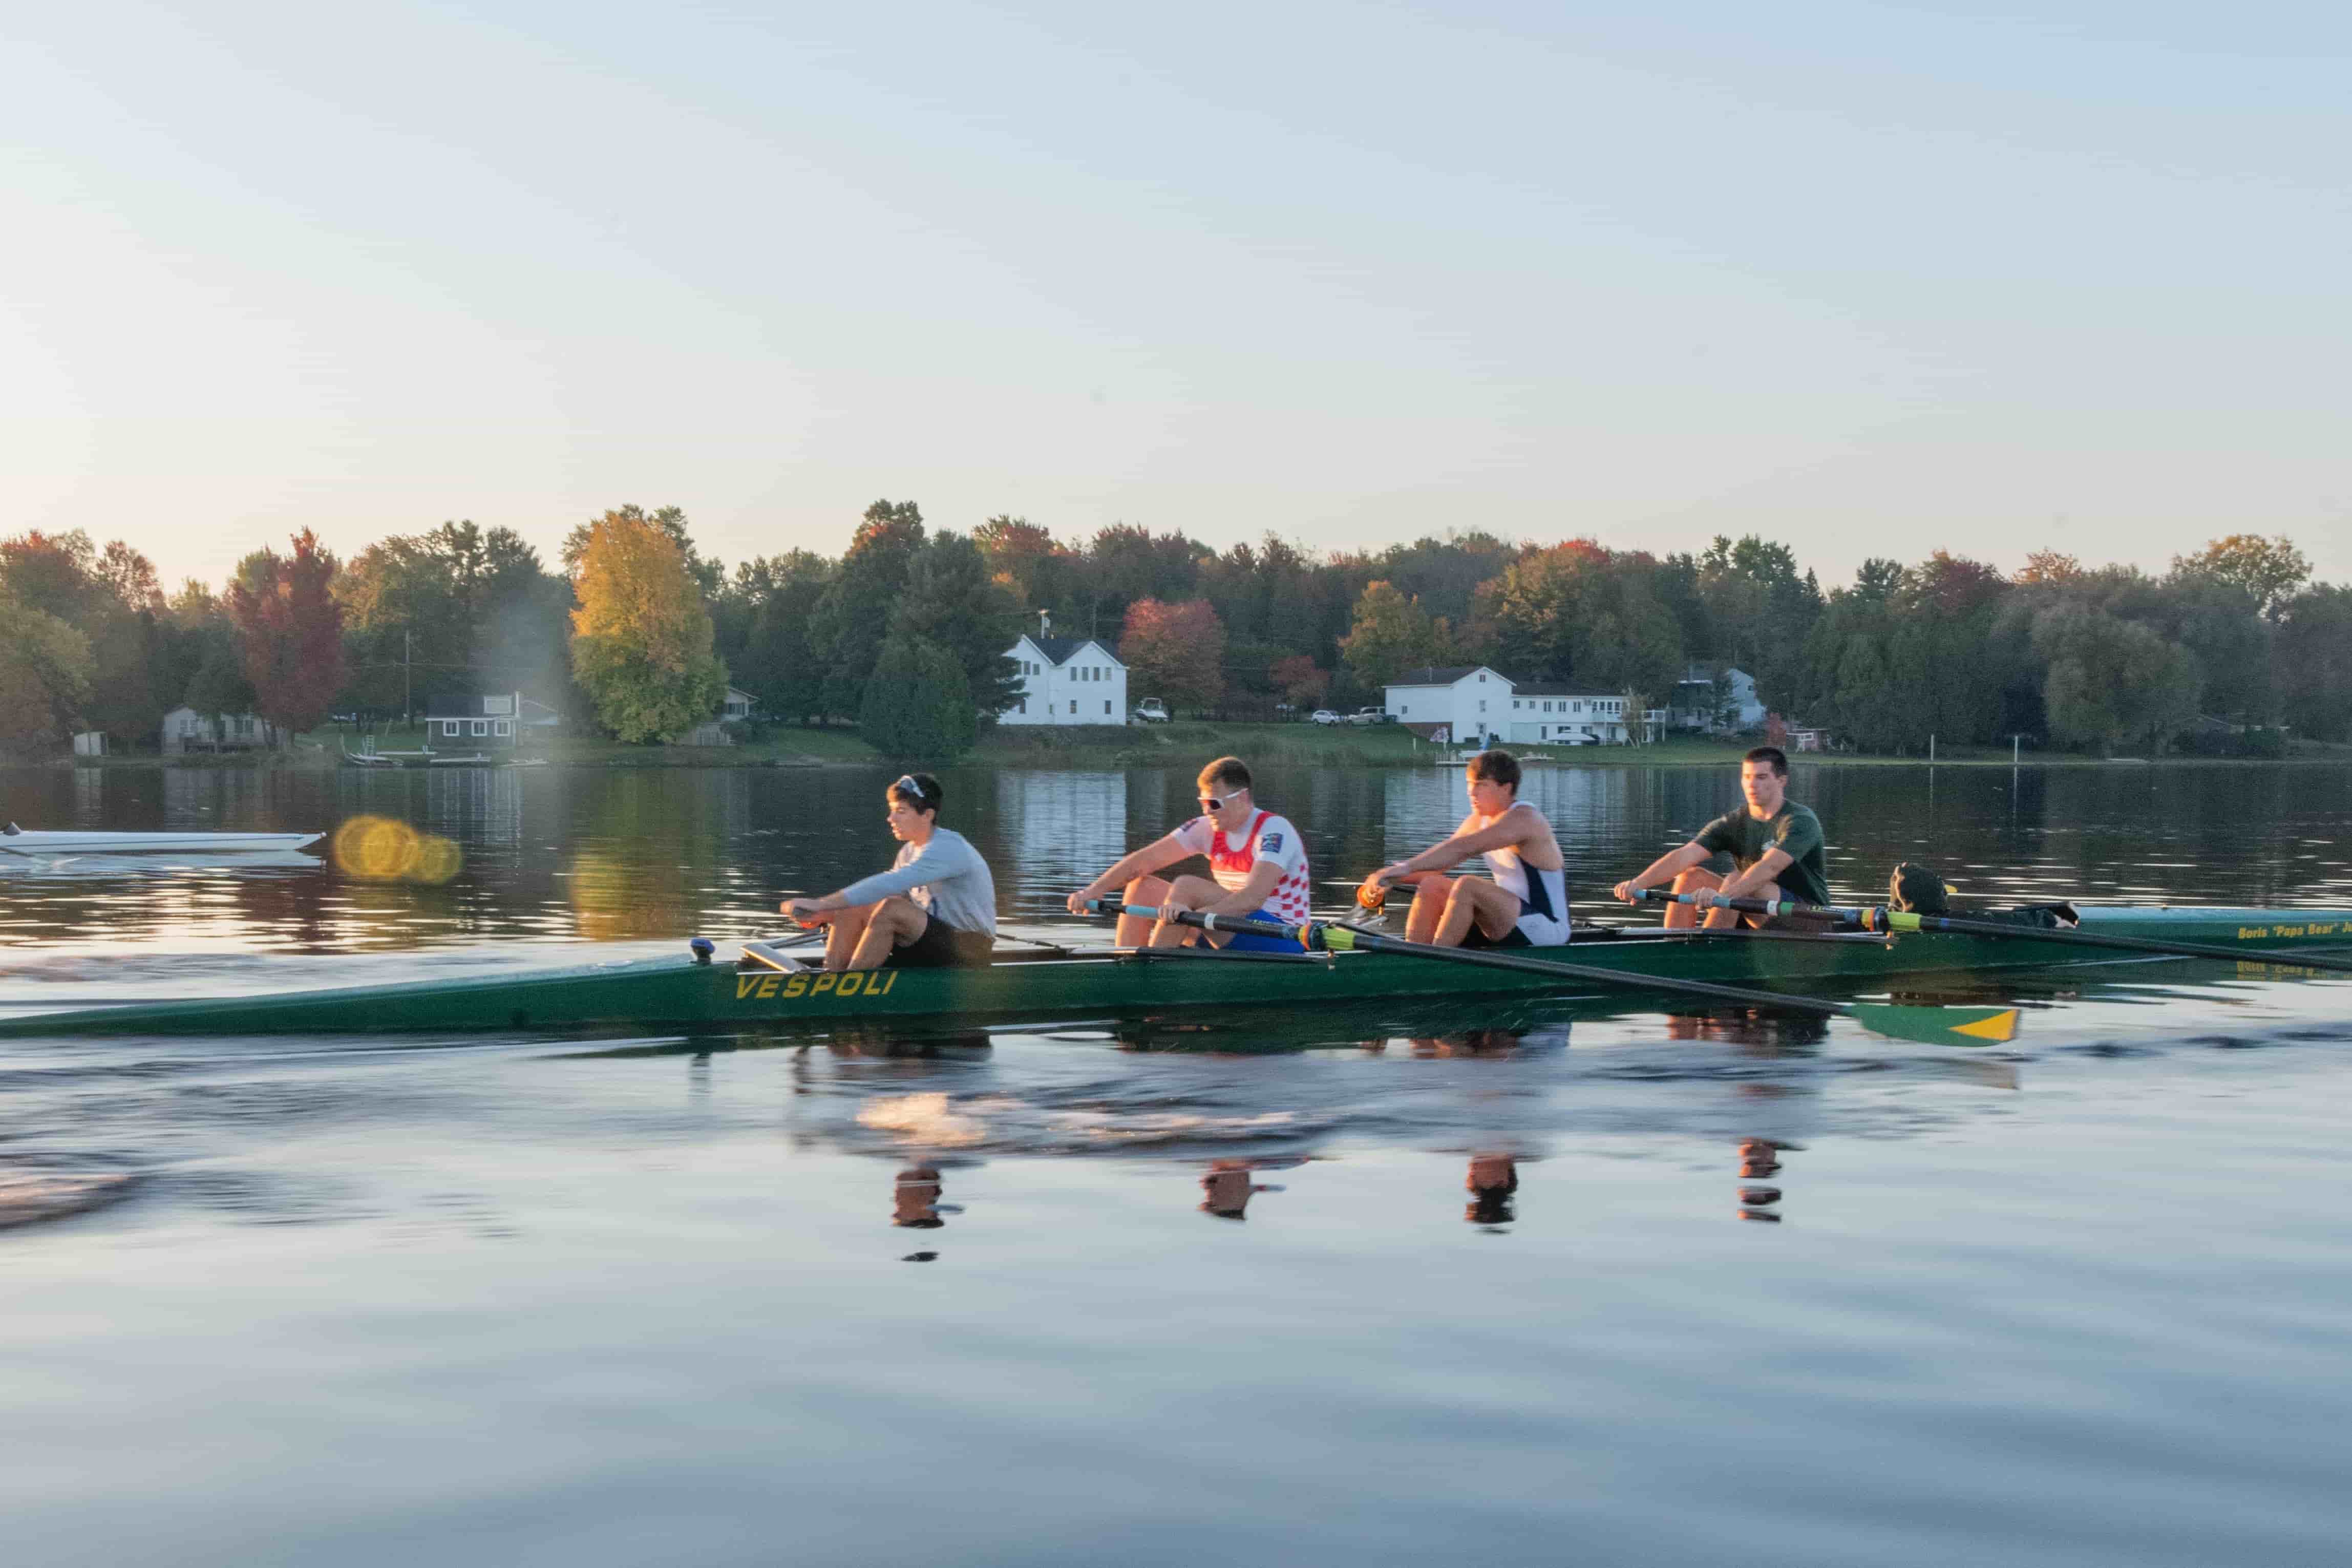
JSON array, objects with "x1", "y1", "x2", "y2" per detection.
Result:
[{"x1": 3, "y1": 759, "x2": 2350, "y2": 1565}]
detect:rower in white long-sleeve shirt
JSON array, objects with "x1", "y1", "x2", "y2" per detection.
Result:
[{"x1": 780, "y1": 773, "x2": 997, "y2": 971}]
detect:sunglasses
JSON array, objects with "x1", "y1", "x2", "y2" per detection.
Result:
[
  {"x1": 1198, "y1": 792, "x2": 1240, "y2": 812},
  {"x1": 892, "y1": 775, "x2": 930, "y2": 804}
]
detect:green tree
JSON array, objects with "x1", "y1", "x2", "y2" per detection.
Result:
[
  {"x1": 568, "y1": 511, "x2": 728, "y2": 743},
  {"x1": 811, "y1": 499, "x2": 925, "y2": 716},
  {"x1": 2276, "y1": 585, "x2": 2352, "y2": 741},
  {"x1": 2171, "y1": 534, "x2": 2310, "y2": 621},
  {"x1": 1, "y1": 529, "x2": 171, "y2": 742},
  {"x1": 730, "y1": 551, "x2": 835, "y2": 725},
  {"x1": 2033, "y1": 604, "x2": 2199, "y2": 754},
  {"x1": 890, "y1": 531, "x2": 1024, "y2": 718},
  {"x1": 0, "y1": 590, "x2": 94, "y2": 753},
  {"x1": 1482, "y1": 543, "x2": 1682, "y2": 706},
  {"x1": 1338, "y1": 580, "x2": 1439, "y2": 689},
  {"x1": 1694, "y1": 534, "x2": 1823, "y2": 708},
  {"x1": 859, "y1": 635, "x2": 976, "y2": 758}
]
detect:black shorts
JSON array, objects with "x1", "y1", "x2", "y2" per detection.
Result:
[
  {"x1": 1459, "y1": 922, "x2": 1533, "y2": 950},
  {"x1": 887, "y1": 914, "x2": 995, "y2": 969}
]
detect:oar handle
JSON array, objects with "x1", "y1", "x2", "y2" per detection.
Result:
[
  {"x1": 1630, "y1": 887, "x2": 1855, "y2": 922},
  {"x1": 1086, "y1": 899, "x2": 1315, "y2": 946}
]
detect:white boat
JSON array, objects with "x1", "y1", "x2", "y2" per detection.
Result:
[{"x1": 0, "y1": 823, "x2": 324, "y2": 856}]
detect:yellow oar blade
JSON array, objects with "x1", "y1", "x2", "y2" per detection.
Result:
[{"x1": 1850, "y1": 1003, "x2": 2020, "y2": 1047}]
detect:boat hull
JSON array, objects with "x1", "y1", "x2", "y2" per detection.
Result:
[{"x1": 1, "y1": 908, "x2": 2345, "y2": 1038}]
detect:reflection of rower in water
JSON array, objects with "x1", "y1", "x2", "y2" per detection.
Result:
[
  {"x1": 1199, "y1": 1162, "x2": 1262, "y2": 1220},
  {"x1": 1663, "y1": 1007, "x2": 1826, "y2": 1221},
  {"x1": 1198, "y1": 1157, "x2": 1309, "y2": 1220},
  {"x1": 1067, "y1": 756, "x2": 1311, "y2": 951},
  {"x1": 1466, "y1": 1153, "x2": 1519, "y2": 1226},
  {"x1": 781, "y1": 773, "x2": 997, "y2": 971},
  {"x1": 893, "y1": 1165, "x2": 947, "y2": 1228},
  {"x1": 1359, "y1": 750, "x2": 1570, "y2": 949},
  {"x1": 1611, "y1": 746, "x2": 1829, "y2": 928}
]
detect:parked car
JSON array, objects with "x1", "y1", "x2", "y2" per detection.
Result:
[
  {"x1": 1132, "y1": 698, "x2": 1170, "y2": 724},
  {"x1": 1309, "y1": 709, "x2": 1342, "y2": 726},
  {"x1": 1344, "y1": 707, "x2": 1391, "y2": 726}
]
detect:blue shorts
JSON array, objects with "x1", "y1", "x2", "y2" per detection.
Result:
[{"x1": 1208, "y1": 907, "x2": 1301, "y2": 955}]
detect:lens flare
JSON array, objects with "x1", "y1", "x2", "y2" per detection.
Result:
[{"x1": 332, "y1": 816, "x2": 463, "y2": 884}]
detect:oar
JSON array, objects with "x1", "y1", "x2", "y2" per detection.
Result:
[
  {"x1": 1631, "y1": 890, "x2": 2352, "y2": 976},
  {"x1": 1085, "y1": 900, "x2": 2019, "y2": 1047}
]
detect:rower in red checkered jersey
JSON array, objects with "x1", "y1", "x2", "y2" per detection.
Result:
[{"x1": 1066, "y1": 755, "x2": 1311, "y2": 951}]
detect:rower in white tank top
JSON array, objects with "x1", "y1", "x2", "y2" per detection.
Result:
[
  {"x1": 1482, "y1": 824, "x2": 1571, "y2": 946},
  {"x1": 1357, "y1": 751, "x2": 1570, "y2": 951}
]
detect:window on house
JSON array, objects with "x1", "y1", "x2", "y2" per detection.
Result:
[
  {"x1": 471, "y1": 720, "x2": 488, "y2": 737},
  {"x1": 1103, "y1": 701, "x2": 1111, "y2": 715},
  {"x1": 442, "y1": 722, "x2": 460, "y2": 737},
  {"x1": 495, "y1": 719, "x2": 513, "y2": 737},
  {"x1": 1068, "y1": 700, "x2": 1077, "y2": 714},
  {"x1": 1018, "y1": 700, "x2": 1027, "y2": 714}
]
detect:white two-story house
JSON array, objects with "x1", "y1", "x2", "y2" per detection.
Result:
[
  {"x1": 1503, "y1": 686, "x2": 1631, "y2": 745},
  {"x1": 1383, "y1": 666, "x2": 1636, "y2": 745},
  {"x1": 1382, "y1": 666, "x2": 1509, "y2": 744},
  {"x1": 1002, "y1": 625, "x2": 1129, "y2": 726}
]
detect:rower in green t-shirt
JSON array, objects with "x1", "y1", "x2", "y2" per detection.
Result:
[{"x1": 1611, "y1": 746, "x2": 1830, "y2": 928}]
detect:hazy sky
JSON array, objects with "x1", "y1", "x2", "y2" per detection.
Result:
[{"x1": 6, "y1": 2, "x2": 2347, "y2": 592}]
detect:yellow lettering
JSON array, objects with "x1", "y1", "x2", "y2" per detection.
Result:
[
  {"x1": 838, "y1": 972, "x2": 864, "y2": 997},
  {"x1": 757, "y1": 974, "x2": 779, "y2": 999},
  {"x1": 811, "y1": 973, "x2": 836, "y2": 994},
  {"x1": 879, "y1": 970, "x2": 899, "y2": 994},
  {"x1": 2238, "y1": 926, "x2": 2272, "y2": 941},
  {"x1": 736, "y1": 976, "x2": 760, "y2": 1000},
  {"x1": 783, "y1": 973, "x2": 808, "y2": 998}
]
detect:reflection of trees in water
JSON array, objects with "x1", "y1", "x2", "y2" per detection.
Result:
[{"x1": 565, "y1": 771, "x2": 758, "y2": 939}]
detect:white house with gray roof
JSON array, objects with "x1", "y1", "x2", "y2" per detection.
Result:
[
  {"x1": 1381, "y1": 666, "x2": 1509, "y2": 745},
  {"x1": 1383, "y1": 666, "x2": 1636, "y2": 746},
  {"x1": 1001, "y1": 623, "x2": 1129, "y2": 725}
]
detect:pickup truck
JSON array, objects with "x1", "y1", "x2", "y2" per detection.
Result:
[{"x1": 1343, "y1": 707, "x2": 1391, "y2": 726}]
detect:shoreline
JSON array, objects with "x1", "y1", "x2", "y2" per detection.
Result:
[{"x1": 19, "y1": 727, "x2": 2348, "y2": 774}]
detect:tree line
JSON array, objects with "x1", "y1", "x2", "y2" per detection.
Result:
[{"x1": 3, "y1": 501, "x2": 2344, "y2": 757}]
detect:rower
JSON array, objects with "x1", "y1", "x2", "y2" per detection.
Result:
[
  {"x1": 1611, "y1": 746, "x2": 1829, "y2": 928},
  {"x1": 1359, "y1": 749, "x2": 1569, "y2": 949},
  {"x1": 780, "y1": 773, "x2": 996, "y2": 970},
  {"x1": 1065, "y1": 756, "x2": 1311, "y2": 950}
]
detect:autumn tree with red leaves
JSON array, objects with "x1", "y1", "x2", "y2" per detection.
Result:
[
  {"x1": 1119, "y1": 598, "x2": 1225, "y2": 716},
  {"x1": 226, "y1": 529, "x2": 347, "y2": 739}
]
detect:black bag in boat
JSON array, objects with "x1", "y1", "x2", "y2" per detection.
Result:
[
  {"x1": 1887, "y1": 862, "x2": 2076, "y2": 929},
  {"x1": 1889, "y1": 862, "x2": 1951, "y2": 915}
]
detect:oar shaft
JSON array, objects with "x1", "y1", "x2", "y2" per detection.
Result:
[
  {"x1": 1083, "y1": 899, "x2": 2016, "y2": 1047},
  {"x1": 1092, "y1": 899, "x2": 1847, "y2": 1016},
  {"x1": 1631, "y1": 889, "x2": 2352, "y2": 974}
]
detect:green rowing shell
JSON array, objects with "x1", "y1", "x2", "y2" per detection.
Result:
[{"x1": 2, "y1": 907, "x2": 2346, "y2": 1038}]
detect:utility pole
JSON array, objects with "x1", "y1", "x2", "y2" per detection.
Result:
[{"x1": 404, "y1": 629, "x2": 413, "y2": 726}]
